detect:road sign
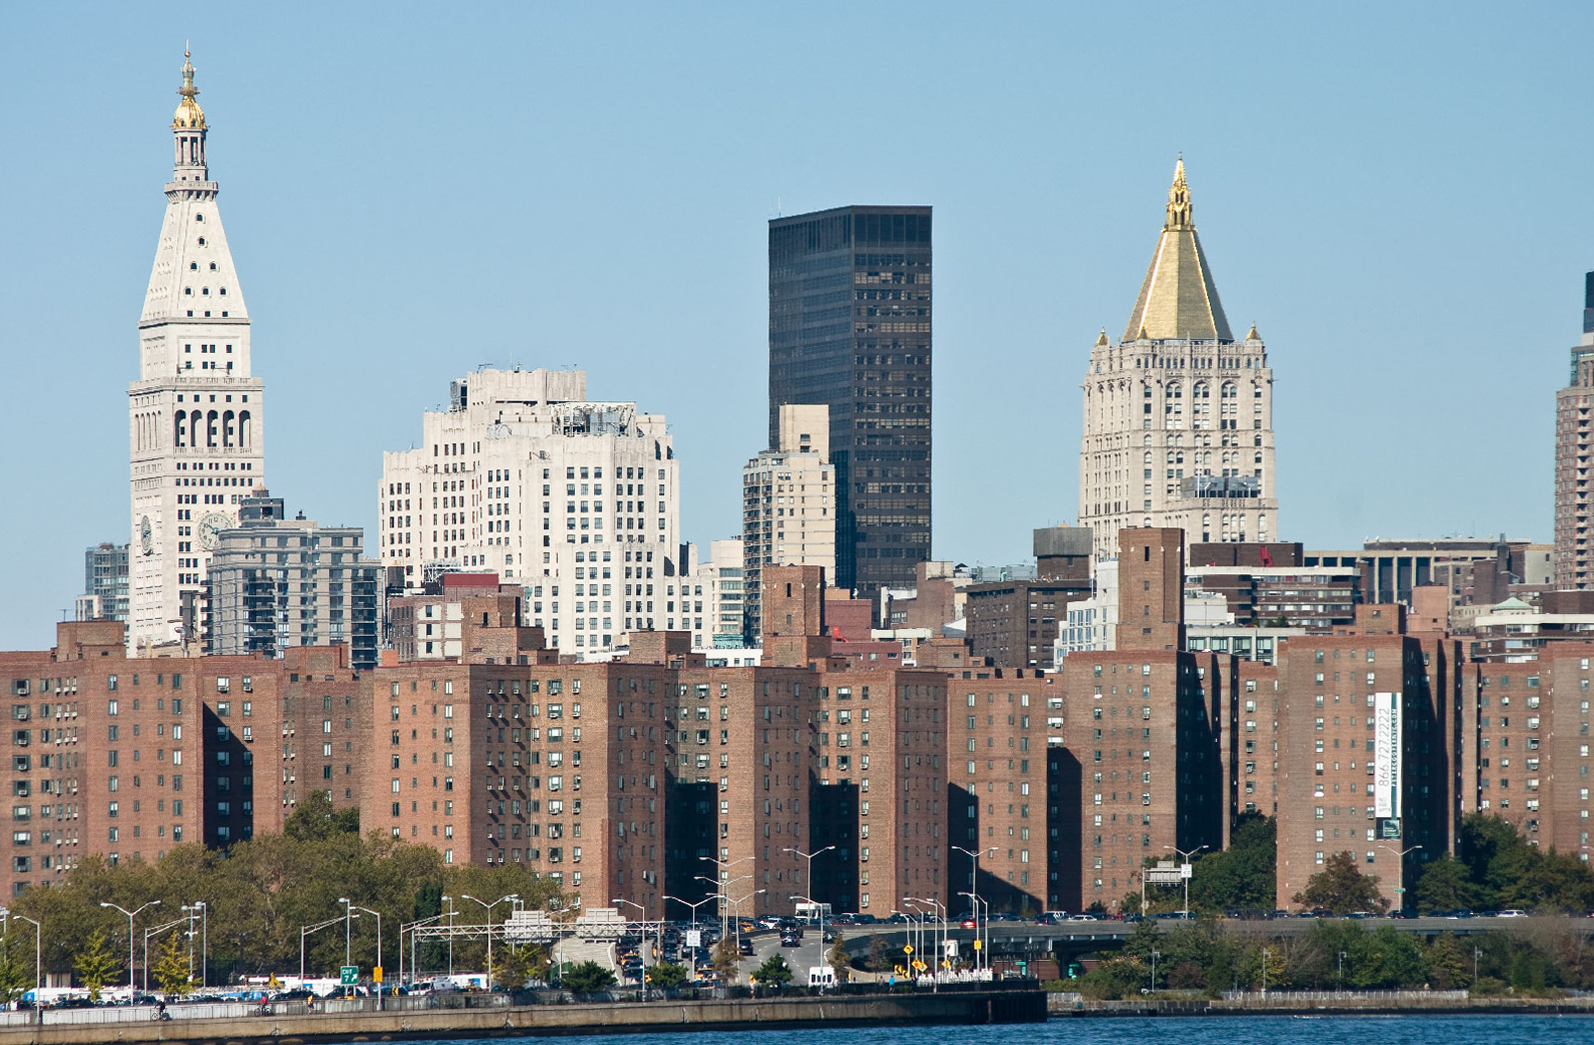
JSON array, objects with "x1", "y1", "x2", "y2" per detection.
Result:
[
  {"x1": 373, "y1": 966, "x2": 384, "y2": 983},
  {"x1": 972, "y1": 939, "x2": 983, "y2": 950},
  {"x1": 340, "y1": 966, "x2": 359, "y2": 986},
  {"x1": 685, "y1": 930, "x2": 702, "y2": 948},
  {"x1": 903, "y1": 945, "x2": 914, "y2": 955}
]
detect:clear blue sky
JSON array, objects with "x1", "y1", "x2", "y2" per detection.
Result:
[{"x1": 2, "y1": 2, "x2": 1589, "y2": 649}]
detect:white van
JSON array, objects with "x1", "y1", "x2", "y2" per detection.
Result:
[{"x1": 808, "y1": 966, "x2": 836, "y2": 988}]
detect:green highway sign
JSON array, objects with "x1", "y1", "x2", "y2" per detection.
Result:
[{"x1": 340, "y1": 966, "x2": 359, "y2": 986}]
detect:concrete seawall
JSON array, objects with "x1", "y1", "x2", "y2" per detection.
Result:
[
  {"x1": 1047, "y1": 991, "x2": 1594, "y2": 1017},
  {"x1": 0, "y1": 991, "x2": 1045, "y2": 1045}
]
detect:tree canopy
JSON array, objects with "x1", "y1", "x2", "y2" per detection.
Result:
[
  {"x1": 1293, "y1": 851, "x2": 1389, "y2": 914},
  {"x1": 7, "y1": 815, "x2": 569, "y2": 988}
]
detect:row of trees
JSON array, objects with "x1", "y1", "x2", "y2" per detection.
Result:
[
  {"x1": 1117, "y1": 813, "x2": 1594, "y2": 917},
  {"x1": 3, "y1": 795, "x2": 569, "y2": 991},
  {"x1": 1076, "y1": 917, "x2": 1594, "y2": 998}
]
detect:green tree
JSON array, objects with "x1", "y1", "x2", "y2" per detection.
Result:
[
  {"x1": 1077, "y1": 956, "x2": 1145, "y2": 1000},
  {"x1": 283, "y1": 791, "x2": 360, "y2": 842},
  {"x1": 711, "y1": 937, "x2": 741, "y2": 983},
  {"x1": 753, "y1": 953, "x2": 794, "y2": 989},
  {"x1": 72, "y1": 929, "x2": 121, "y2": 1001},
  {"x1": 1188, "y1": 814, "x2": 1277, "y2": 913},
  {"x1": 560, "y1": 960, "x2": 616, "y2": 995},
  {"x1": 1292, "y1": 851, "x2": 1389, "y2": 914},
  {"x1": 827, "y1": 932, "x2": 850, "y2": 982},
  {"x1": 493, "y1": 943, "x2": 548, "y2": 990},
  {"x1": 866, "y1": 933, "x2": 891, "y2": 972},
  {"x1": 647, "y1": 961, "x2": 687, "y2": 991},
  {"x1": 0, "y1": 929, "x2": 32, "y2": 1006},
  {"x1": 1413, "y1": 853, "x2": 1484, "y2": 914},
  {"x1": 153, "y1": 934, "x2": 193, "y2": 997}
]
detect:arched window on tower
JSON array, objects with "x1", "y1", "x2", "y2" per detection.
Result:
[
  {"x1": 238, "y1": 411, "x2": 251, "y2": 449},
  {"x1": 206, "y1": 409, "x2": 219, "y2": 448},
  {"x1": 174, "y1": 410, "x2": 186, "y2": 448},
  {"x1": 222, "y1": 410, "x2": 235, "y2": 448}
]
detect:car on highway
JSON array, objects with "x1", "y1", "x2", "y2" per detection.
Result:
[
  {"x1": 959, "y1": 917, "x2": 977, "y2": 929},
  {"x1": 779, "y1": 933, "x2": 800, "y2": 947}
]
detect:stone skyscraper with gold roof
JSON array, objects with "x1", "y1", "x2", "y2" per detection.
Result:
[
  {"x1": 1079, "y1": 160, "x2": 1277, "y2": 558},
  {"x1": 128, "y1": 52, "x2": 266, "y2": 651}
]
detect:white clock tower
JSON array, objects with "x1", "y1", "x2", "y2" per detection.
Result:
[{"x1": 129, "y1": 51, "x2": 265, "y2": 652}]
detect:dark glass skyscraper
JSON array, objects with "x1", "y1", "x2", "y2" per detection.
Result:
[{"x1": 769, "y1": 205, "x2": 932, "y2": 603}]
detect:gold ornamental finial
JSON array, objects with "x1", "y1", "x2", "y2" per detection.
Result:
[
  {"x1": 1246, "y1": 321, "x2": 1259, "y2": 340},
  {"x1": 173, "y1": 47, "x2": 206, "y2": 130},
  {"x1": 1164, "y1": 155, "x2": 1192, "y2": 230},
  {"x1": 1095, "y1": 328, "x2": 1110, "y2": 347},
  {"x1": 1136, "y1": 322, "x2": 1149, "y2": 341}
]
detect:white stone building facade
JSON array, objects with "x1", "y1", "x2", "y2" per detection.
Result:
[
  {"x1": 129, "y1": 53, "x2": 266, "y2": 652},
  {"x1": 1079, "y1": 161, "x2": 1277, "y2": 558},
  {"x1": 378, "y1": 368, "x2": 680, "y2": 656}
]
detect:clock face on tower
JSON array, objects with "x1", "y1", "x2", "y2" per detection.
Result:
[
  {"x1": 197, "y1": 512, "x2": 230, "y2": 551},
  {"x1": 140, "y1": 516, "x2": 153, "y2": 555}
]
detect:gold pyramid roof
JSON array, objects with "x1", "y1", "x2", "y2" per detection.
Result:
[{"x1": 1122, "y1": 159, "x2": 1232, "y2": 342}]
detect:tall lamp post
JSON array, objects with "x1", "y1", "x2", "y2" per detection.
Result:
[
  {"x1": 181, "y1": 902, "x2": 207, "y2": 990},
  {"x1": 460, "y1": 893, "x2": 517, "y2": 989},
  {"x1": 912, "y1": 895, "x2": 947, "y2": 989},
  {"x1": 100, "y1": 899, "x2": 160, "y2": 997},
  {"x1": 951, "y1": 845, "x2": 996, "y2": 970},
  {"x1": 1377, "y1": 843, "x2": 1423, "y2": 913},
  {"x1": 612, "y1": 898, "x2": 649, "y2": 1000},
  {"x1": 784, "y1": 845, "x2": 834, "y2": 973},
  {"x1": 300, "y1": 915, "x2": 345, "y2": 981},
  {"x1": 958, "y1": 892, "x2": 989, "y2": 973},
  {"x1": 0, "y1": 910, "x2": 41, "y2": 1001},
  {"x1": 1164, "y1": 844, "x2": 1207, "y2": 919},
  {"x1": 698, "y1": 856, "x2": 755, "y2": 935},
  {"x1": 441, "y1": 895, "x2": 457, "y2": 975},
  {"x1": 663, "y1": 894, "x2": 716, "y2": 981},
  {"x1": 349, "y1": 905, "x2": 382, "y2": 1008}
]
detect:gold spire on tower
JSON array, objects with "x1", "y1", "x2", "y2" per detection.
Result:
[
  {"x1": 1165, "y1": 155, "x2": 1192, "y2": 229},
  {"x1": 173, "y1": 48, "x2": 206, "y2": 130},
  {"x1": 1095, "y1": 328, "x2": 1110, "y2": 347},
  {"x1": 1121, "y1": 157, "x2": 1233, "y2": 342}
]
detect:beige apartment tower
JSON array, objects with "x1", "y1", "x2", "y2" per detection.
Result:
[
  {"x1": 1079, "y1": 160, "x2": 1277, "y2": 558},
  {"x1": 742, "y1": 404, "x2": 837, "y2": 644}
]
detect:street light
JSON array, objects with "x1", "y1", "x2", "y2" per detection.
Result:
[
  {"x1": 952, "y1": 845, "x2": 997, "y2": 969},
  {"x1": 912, "y1": 895, "x2": 947, "y2": 990},
  {"x1": 613, "y1": 898, "x2": 649, "y2": 999},
  {"x1": 1164, "y1": 844, "x2": 1207, "y2": 919},
  {"x1": 1377, "y1": 844, "x2": 1423, "y2": 914},
  {"x1": 181, "y1": 902, "x2": 207, "y2": 989},
  {"x1": 441, "y1": 895, "x2": 456, "y2": 975},
  {"x1": 349, "y1": 905, "x2": 383, "y2": 1008},
  {"x1": 100, "y1": 899, "x2": 160, "y2": 996},
  {"x1": 338, "y1": 898, "x2": 354, "y2": 975},
  {"x1": 0, "y1": 910, "x2": 41, "y2": 1002},
  {"x1": 460, "y1": 893, "x2": 518, "y2": 990},
  {"x1": 300, "y1": 915, "x2": 345, "y2": 981},
  {"x1": 663, "y1": 894, "x2": 717, "y2": 982},
  {"x1": 144, "y1": 917, "x2": 186, "y2": 992},
  {"x1": 783, "y1": 845, "x2": 835, "y2": 963},
  {"x1": 1261, "y1": 947, "x2": 1272, "y2": 995},
  {"x1": 958, "y1": 892, "x2": 989, "y2": 974},
  {"x1": 723, "y1": 889, "x2": 765, "y2": 958},
  {"x1": 1150, "y1": 948, "x2": 1160, "y2": 993},
  {"x1": 1338, "y1": 949, "x2": 1347, "y2": 990}
]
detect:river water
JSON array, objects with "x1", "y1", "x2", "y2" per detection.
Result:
[{"x1": 391, "y1": 1015, "x2": 1594, "y2": 1045}]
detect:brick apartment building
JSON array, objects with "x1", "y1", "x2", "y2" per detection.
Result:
[{"x1": 0, "y1": 620, "x2": 286, "y2": 898}]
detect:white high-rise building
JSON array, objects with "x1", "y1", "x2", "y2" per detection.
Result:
[
  {"x1": 378, "y1": 368, "x2": 680, "y2": 657},
  {"x1": 1079, "y1": 160, "x2": 1277, "y2": 558},
  {"x1": 741, "y1": 404, "x2": 836, "y2": 643},
  {"x1": 685, "y1": 537, "x2": 747, "y2": 650},
  {"x1": 129, "y1": 52, "x2": 265, "y2": 652}
]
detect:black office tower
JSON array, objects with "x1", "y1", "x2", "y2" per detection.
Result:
[{"x1": 768, "y1": 205, "x2": 932, "y2": 605}]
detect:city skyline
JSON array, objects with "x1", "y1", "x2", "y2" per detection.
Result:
[{"x1": 4, "y1": 3, "x2": 1593, "y2": 647}]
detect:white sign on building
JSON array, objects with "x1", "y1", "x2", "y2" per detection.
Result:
[{"x1": 1373, "y1": 692, "x2": 1402, "y2": 819}]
